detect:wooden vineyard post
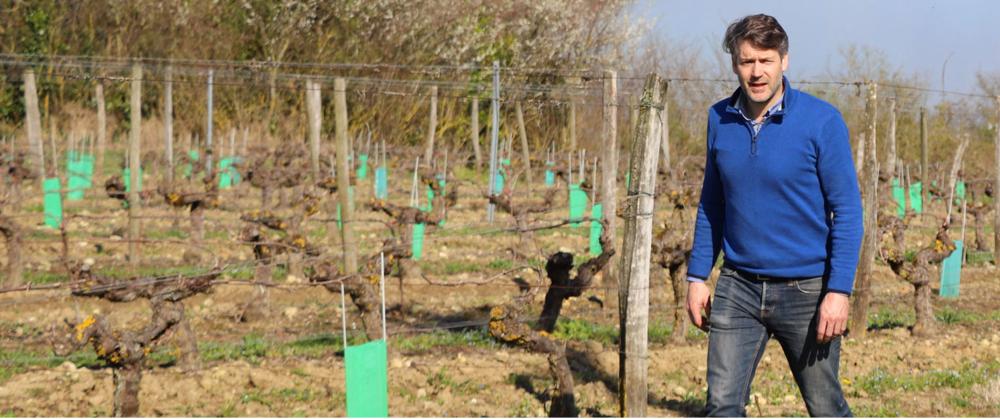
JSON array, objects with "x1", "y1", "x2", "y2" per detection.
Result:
[
  {"x1": 850, "y1": 81, "x2": 878, "y2": 340},
  {"x1": 569, "y1": 101, "x2": 577, "y2": 152},
  {"x1": 205, "y1": 70, "x2": 214, "y2": 177},
  {"x1": 471, "y1": 98, "x2": 482, "y2": 170},
  {"x1": 23, "y1": 69, "x2": 45, "y2": 179},
  {"x1": 424, "y1": 85, "x2": 438, "y2": 164},
  {"x1": 946, "y1": 135, "x2": 971, "y2": 224},
  {"x1": 334, "y1": 78, "x2": 358, "y2": 274},
  {"x1": 995, "y1": 96, "x2": 1000, "y2": 266},
  {"x1": 920, "y1": 107, "x2": 929, "y2": 211},
  {"x1": 128, "y1": 64, "x2": 143, "y2": 270},
  {"x1": 660, "y1": 91, "x2": 671, "y2": 178},
  {"x1": 486, "y1": 61, "x2": 500, "y2": 223},
  {"x1": 886, "y1": 97, "x2": 897, "y2": 181},
  {"x1": 95, "y1": 79, "x2": 107, "y2": 178},
  {"x1": 601, "y1": 70, "x2": 619, "y2": 300},
  {"x1": 617, "y1": 73, "x2": 666, "y2": 417},
  {"x1": 307, "y1": 80, "x2": 323, "y2": 180},
  {"x1": 515, "y1": 101, "x2": 533, "y2": 190},
  {"x1": 164, "y1": 65, "x2": 174, "y2": 186}
]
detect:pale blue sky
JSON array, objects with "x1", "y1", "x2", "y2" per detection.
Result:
[{"x1": 632, "y1": 0, "x2": 1000, "y2": 97}]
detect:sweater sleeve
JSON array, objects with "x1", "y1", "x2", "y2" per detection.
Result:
[
  {"x1": 816, "y1": 114, "x2": 864, "y2": 294},
  {"x1": 687, "y1": 113, "x2": 725, "y2": 279}
]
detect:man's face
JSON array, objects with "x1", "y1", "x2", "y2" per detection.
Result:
[{"x1": 732, "y1": 40, "x2": 788, "y2": 105}]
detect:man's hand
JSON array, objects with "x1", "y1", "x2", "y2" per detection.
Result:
[
  {"x1": 816, "y1": 292, "x2": 850, "y2": 343},
  {"x1": 687, "y1": 281, "x2": 712, "y2": 332}
]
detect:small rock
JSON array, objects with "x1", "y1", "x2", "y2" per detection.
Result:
[
  {"x1": 495, "y1": 351, "x2": 510, "y2": 361},
  {"x1": 672, "y1": 386, "x2": 687, "y2": 397},
  {"x1": 762, "y1": 355, "x2": 772, "y2": 365},
  {"x1": 283, "y1": 307, "x2": 299, "y2": 319},
  {"x1": 456, "y1": 353, "x2": 467, "y2": 364},
  {"x1": 14, "y1": 327, "x2": 23, "y2": 337},
  {"x1": 60, "y1": 361, "x2": 77, "y2": 372},
  {"x1": 980, "y1": 339, "x2": 990, "y2": 347},
  {"x1": 783, "y1": 394, "x2": 796, "y2": 403},
  {"x1": 202, "y1": 298, "x2": 214, "y2": 308},
  {"x1": 286, "y1": 274, "x2": 304, "y2": 284},
  {"x1": 585, "y1": 340, "x2": 602, "y2": 354},
  {"x1": 417, "y1": 388, "x2": 427, "y2": 398},
  {"x1": 470, "y1": 398, "x2": 477, "y2": 404},
  {"x1": 390, "y1": 358, "x2": 404, "y2": 369},
  {"x1": 77, "y1": 241, "x2": 89, "y2": 248},
  {"x1": 751, "y1": 393, "x2": 767, "y2": 405}
]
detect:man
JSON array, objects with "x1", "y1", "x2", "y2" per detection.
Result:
[{"x1": 685, "y1": 14, "x2": 863, "y2": 417}]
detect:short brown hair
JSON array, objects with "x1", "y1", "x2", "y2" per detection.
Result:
[{"x1": 723, "y1": 14, "x2": 788, "y2": 60}]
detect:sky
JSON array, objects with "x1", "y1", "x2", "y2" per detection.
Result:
[{"x1": 631, "y1": 0, "x2": 1000, "y2": 98}]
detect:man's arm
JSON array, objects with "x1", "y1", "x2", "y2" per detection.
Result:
[
  {"x1": 815, "y1": 113, "x2": 863, "y2": 342},
  {"x1": 686, "y1": 112, "x2": 725, "y2": 331},
  {"x1": 687, "y1": 116, "x2": 725, "y2": 280},
  {"x1": 816, "y1": 114, "x2": 863, "y2": 295}
]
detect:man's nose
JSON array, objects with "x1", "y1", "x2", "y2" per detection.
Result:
[{"x1": 751, "y1": 63, "x2": 764, "y2": 78}]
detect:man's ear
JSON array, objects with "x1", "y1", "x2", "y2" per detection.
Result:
[{"x1": 781, "y1": 53, "x2": 789, "y2": 72}]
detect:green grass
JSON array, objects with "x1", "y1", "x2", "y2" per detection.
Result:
[
  {"x1": 395, "y1": 329, "x2": 498, "y2": 352},
  {"x1": 550, "y1": 317, "x2": 700, "y2": 346},
  {"x1": 144, "y1": 228, "x2": 189, "y2": 240},
  {"x1": 856, "y1": 361, "x2": 1000, "y2": 397},
  {"x1": 0, "y1": 347, "x2": 102, "y2": 384},
  {"x1": 867, "y1": 306, "x2": 914, "y2": 330},
  {"x1": 553, "y1": 318, "x2": 618, "y2": 345},
  {"x1": 486, "y1": 258, "x2": 515, "y2": 271},
  {"x1": 853, "y1": 400, "x2": 903, "y2": 417},
  {"x1": 935, "y1": 306, "x2": 984, "y2": 324},
  {"x1": 427, "y1": 366, "x2": 482, "y2": 395},
  {"x1": 23, "y1": 270, "x2": 67, "y2": 285}
]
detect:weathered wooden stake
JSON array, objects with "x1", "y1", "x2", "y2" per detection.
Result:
[
  {"x1": 471, "y1": 98, "x2": 482, "y2": 170},
  {"x1": 23, "y1": 69, "x2": 44, "y2": 179},
  {"x1": 995, "y1": 97, "x2": 1000, "y2": 266},
  {"x1": 164, "y1": 66, "x2": 174, "y2": 186},
  {"x1": 660, "y1": 92, "x2": 671, "y2": 178},
  {"x1": 334, "y1": 78, "x2": 358, "y2": 274},
  {"x1": 601, "y1": 70, "x2": 619, "y2": 300},
  {"x1": 205, "y1": 70, "x2": 214, "y2": 176},
  {"x1": 128, "y1": 64, "x2": 143, "y2": 269},
  {"x1": 920, "y1": 107, "x2": 929, "y2": 209},
  {"x1": 850, "y1": 81, "x2": 878, "y2": 340},
  {"x1": 617, "y1": 73, "x2": 665, "y2": 417},
  {"x1": 307, "y1": 80, "x2": 322, "y2": 179},
  {"x1": 423, "y1": 85, "x2": 438, "y2": 164},
  {"x1": 886, "y1": 97, "x2": 897, "y2": 181},
  {"x1": 569, "y1": 101, "x2": 577, "y2": 152},
  {"x1": 95, "y1": 80, "x2": 107, "y2": 178},
  {"x1": 515, "y1": 101, "x2": 533, "y2": 189},
  {"x1": 946, "y1": 135, "x2": 971, "y2": 224}
]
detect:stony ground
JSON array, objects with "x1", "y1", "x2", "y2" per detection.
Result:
[{"x1": 1, "y1": 167, "x2": 999, "y2": 417}]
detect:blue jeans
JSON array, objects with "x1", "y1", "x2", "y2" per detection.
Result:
[{"x1": 704, "y1": 266, "x2": 851, "y2": 417}]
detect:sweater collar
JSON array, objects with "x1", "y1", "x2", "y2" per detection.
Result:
[{"x1": 725, "y1": 76, "x2": 794, "y2": 117}]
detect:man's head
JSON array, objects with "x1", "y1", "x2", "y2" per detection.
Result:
[{"x1": 723, "y1": 14, "x2": 789, "y2": 107}]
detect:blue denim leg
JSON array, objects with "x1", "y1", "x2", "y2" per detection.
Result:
[
  {"x1": 767, "y1": 277, "x2": 852, "y2": 417},
  {"x1": 705, "y1": 269, "x2": 770, "y2": 417}
]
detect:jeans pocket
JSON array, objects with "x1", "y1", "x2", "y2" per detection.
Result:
[{"x1": 794, "y1": 277, "x2": 824, "y2": 294}]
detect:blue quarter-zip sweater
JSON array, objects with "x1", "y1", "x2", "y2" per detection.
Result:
[{"x1": 686, "y1": 78, "x2": 863, "y2": 295}]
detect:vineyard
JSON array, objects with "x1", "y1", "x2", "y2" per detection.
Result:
[{"x1": 0, "y1": 55, "x2": 999, "y2": 418}]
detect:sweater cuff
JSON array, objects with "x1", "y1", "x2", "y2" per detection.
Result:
[
  {"x1": 827, "y1": 289, "x2": 851, "y2": 297},
  {"x1": 686, "y1": 275, "x2": 706, "y2": 283}
]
